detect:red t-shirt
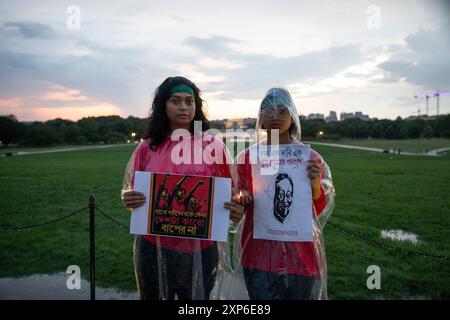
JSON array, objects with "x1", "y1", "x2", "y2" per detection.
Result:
[
  {"x1": 130, "y1": 133, "x2": 233, "y2": 253},
  {"x1": 237, "y1": 147, "x2": 327, "y2": 276}
]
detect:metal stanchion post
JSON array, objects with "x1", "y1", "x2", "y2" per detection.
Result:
[{"x1": 89, "y1": 195, "x2": 96, "y2": 300}]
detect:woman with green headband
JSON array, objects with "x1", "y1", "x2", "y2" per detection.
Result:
[{"x1": 120, "y1": 76, "x2": 244, "y2": 300}]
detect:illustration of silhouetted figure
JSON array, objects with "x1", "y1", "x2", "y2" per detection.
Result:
[
  {"x1": 156, "y1": 174, "x2": 170, "y2": 209},
  {"x1": 167, "y1": 176, "x2": 188, "y2": 210},
  {"x1": 192, "y1": 199, "x2": 208, "y2": 212},
  {"x1": 183, "y1": 179, "x2": 204, "y2": 211}
]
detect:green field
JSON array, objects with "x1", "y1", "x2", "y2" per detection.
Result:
[
  {"x1": 318, "y1": 138, "x2": 450, "y2": 154},
  {"x1": 1, "y1": 142, "x2": 449, "y2": 299}
]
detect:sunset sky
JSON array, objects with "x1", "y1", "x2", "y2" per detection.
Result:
[{"x1": 0, "y1": 0, "x2": 449, "y2": 122}]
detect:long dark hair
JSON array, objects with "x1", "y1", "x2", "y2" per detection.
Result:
[{"x1": 143, "y1": 76, "x2": 210, "y2": 150}]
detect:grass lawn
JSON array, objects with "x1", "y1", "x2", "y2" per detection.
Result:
[
  {"x1": 1, "y1": 142, "x2": 449, "y2": 299},
  {"x1": 316, "y1": 138, "x2": 450, "y2": 154},
  {"x1": 318, "y1": 146, "x2": 450, "y2": 299},
  {"x1": 0, "y1": 145, "x2": 137, "y2": 292}
]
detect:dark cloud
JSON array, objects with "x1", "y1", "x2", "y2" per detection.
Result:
[
  {"x1": 184, "y1": 35, "x2": 363, "y2": 99},
  {"x1": 2, "y1": 21, "x2": 55, "y2": 39},
  {"x1": 377, "y1": 22, "x2": 450, "y2": 89},
  {"x1": 0, "y1": 19, "x2": 174, "y2": 112},
  {"x1": 0, "y1": 51, "x2": 40, "y2": 71},
  {"x1": 184, "y1": 35, "x2": 245, "y2": 56},
  {"x1": 0, "y1": 46, "x2": 171, "y2": 114}
]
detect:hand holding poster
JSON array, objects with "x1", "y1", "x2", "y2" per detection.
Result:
[
  {"x1": 250, "y1": 144, "x2": 313, "y2": 242},
  {"x1": 130, "y1": 171, "x2": 231, "y2": 242}
]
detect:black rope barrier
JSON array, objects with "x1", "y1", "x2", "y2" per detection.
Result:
[
  {"x1": 0, "y1": 207, "x2": 87, "y2": 232},
  {"x1": 327, "y1": 220, "x2": 450, "y2": 262},
  {"x1": 96, "y1": 206, "x2": 129, "y2": 230},
  {"x1": 1, "y1": 203, "x2": 448, "y2": 265}
]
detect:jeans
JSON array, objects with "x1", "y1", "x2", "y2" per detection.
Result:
[
  {"x1": 243, "y1": 266, "x2": 316, "y2": 300},
  {"x1": 133, "y1": 235, "x2": 218, "y2": 300}
]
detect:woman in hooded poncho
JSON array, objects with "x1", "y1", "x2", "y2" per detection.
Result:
[{"x1": 233, "y1": 87, "x2": 336, "y2": 300}]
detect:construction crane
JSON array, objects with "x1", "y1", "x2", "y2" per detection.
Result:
[
  {"x1": 415, "y1": 89, "x2": 449, "y2": 116},
  {"x1": 410, "y1": 106, "x2": 425, "y2": 117},
  {"x1": 433, "y1": 89, "x2": 449, "y2": 116}
]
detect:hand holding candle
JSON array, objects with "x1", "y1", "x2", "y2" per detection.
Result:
[
  {"x1": 224, "y1": 190, "x2": 253, "y2": 222},
  {"x1": 233, "y1": 189, "x2": 253, "y2": 206}
]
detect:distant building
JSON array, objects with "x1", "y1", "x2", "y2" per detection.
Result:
[
  {"x1": 325, "y1": 111, "x2": 338, "y2": 122},
  {"x1": 243, "y1": 117, "x2": 256, "y2": 129},
  {"x1": 306, "y1": 113, "x2": 325, "y2": 120},
  {"x1": 209, "y1": 119, "x2": 226, "y2": 130},
  {"x1": 355, "y1": 112, "x2": 370, "y2": 121},
  {"x1": 340, "y1": 111, "x2": 370, "y2": 121},
  {"x1": 224, "y1": 119, "x2": 240, "y2": 129},
  {"x1": 223, "y1": 117, "x2": 256, "y2": 129},
  {"x1": 340, "y1": 112, "x2": 354, "y2": 120}
]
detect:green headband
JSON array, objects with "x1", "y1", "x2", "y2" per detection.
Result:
[{"x1": 170, "y1": 84, "x2": 194, "y2": 95}]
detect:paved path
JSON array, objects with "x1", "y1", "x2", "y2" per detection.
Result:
[
  {"x1": 0, "y1": 143, "x2": 133, "y2": 157},
  {"x1": 0, "y1": 272, "x2": 249, "y2": 300},
  {"x1": 2, "y1": 141, "x2": 448, "y2": 157},
  {"x1": 0, "y1": 273, "x2": 137, "y2": 300},
  {"x1": 305, "y1": 141, "x2": 447, "y2": 157},
  {"x1": 425, "y1": 147, "x2": 450, "y2": 156}
]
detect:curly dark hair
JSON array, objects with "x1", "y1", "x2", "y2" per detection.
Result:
[{"x1": 143, "y1": 76, "x2": 210, "y2": 150}]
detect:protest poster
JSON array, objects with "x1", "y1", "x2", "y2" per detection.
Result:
[
  {"x1": 130, "y1": 171, "x2": 231, "y2": 242},
  {"x1": 249, "y1": 143, "x2": 313, "y2": 242}
]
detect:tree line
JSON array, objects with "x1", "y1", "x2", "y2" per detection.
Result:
[
  {"x1": 1, "y1": 114, "x2": 450, "y2": 147},
  {"x1": 0, "y1": 115, "x2": 144, "y2": 147},
  {"x1": 300, "y1": 115, "x2": 450, "y2": 140}
]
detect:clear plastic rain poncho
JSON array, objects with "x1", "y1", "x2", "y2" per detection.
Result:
[
  {"x1": 216, "y1": 87, "x2": 336, "y2": 300},
  {"x1": 121, "y1": 131, "x2": 237, "y2": 300}
]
